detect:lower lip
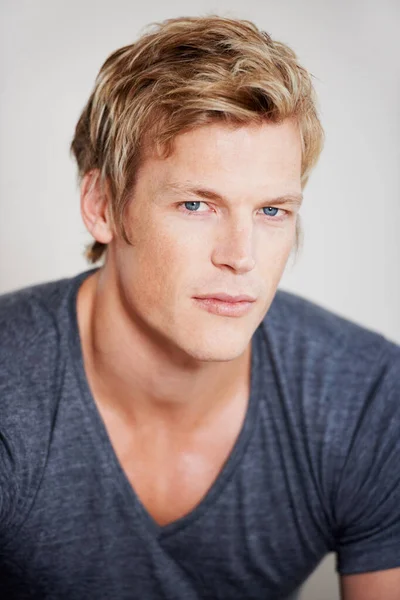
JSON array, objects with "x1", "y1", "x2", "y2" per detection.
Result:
[{"x1": 193, "y1": 298, "x2": 255, "y2": 317}]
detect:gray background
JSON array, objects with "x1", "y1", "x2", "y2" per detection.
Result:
[{"x1": 1, "y1": 1, "x2": 399, "y2": 598}]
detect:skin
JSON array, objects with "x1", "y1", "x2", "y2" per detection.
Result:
[{"x1": 340, "y1": 568, "x2": 400, "y2": 600}]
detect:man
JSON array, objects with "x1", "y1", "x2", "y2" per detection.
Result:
[{"x1": 0, "y1": 15, "x2": 399, "y2": 600}]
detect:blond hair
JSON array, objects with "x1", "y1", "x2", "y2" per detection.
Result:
[{"x1": 71, "y1": 15, "x2": 324, "y2": 264}]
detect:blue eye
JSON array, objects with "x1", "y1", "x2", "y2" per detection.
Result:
[
  {"x1": 184, "y1": 201, "x2": 201, "y2": 211},
  {"x1": 263, "y1": 207, "x2": 279, "y2": 217},
  {"x1": 178, "y1": 202, "x2": 285, "y2": 221}
]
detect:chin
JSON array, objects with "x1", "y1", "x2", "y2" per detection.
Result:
[
  {"x1": 177, "y1": 329, "x2": 251, "y2": 363},
  {"x1": 188, "y1": 347, "x2": 244, "y2": 363}
]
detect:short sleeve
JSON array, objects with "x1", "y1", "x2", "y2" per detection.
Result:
[{"x1": 334, "y1": 343, "x2": 400, "y2": 575}]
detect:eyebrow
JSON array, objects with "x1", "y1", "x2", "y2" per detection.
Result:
[{"x1": 162, "y1": 181, "x2": 303, "y2": 207}]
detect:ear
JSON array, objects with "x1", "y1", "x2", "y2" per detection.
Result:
[{"x1": 80, "y1": 170, "x2": 113, "y2": 245}]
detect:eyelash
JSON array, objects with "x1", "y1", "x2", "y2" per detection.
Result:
[{"x1": 177, "y1": 201, "x2": 288, "y2": 221}]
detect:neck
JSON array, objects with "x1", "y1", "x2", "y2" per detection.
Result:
[{"x1": 76, "y1": 266, "x2": 252, "y2": 432}]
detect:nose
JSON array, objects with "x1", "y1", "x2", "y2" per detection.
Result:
[{"x1": 211, "y1": 218, "x2": 256, "y2": 274}]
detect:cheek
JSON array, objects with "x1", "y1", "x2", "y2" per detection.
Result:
[
  {"x1": 257, "y1": 223, "x2": 296, "y2": 265},
  {"x1": 122, "y1": 219, "x2": 203, "y2": 306}
]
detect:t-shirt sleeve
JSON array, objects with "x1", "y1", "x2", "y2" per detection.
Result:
[{"x1": 334, "y1": 343, "x2": 400, "y2": 575}]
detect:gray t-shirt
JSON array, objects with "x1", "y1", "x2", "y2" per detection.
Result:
[{"x1": 0, "y1": 267, "x2": 399, "y2": 600}]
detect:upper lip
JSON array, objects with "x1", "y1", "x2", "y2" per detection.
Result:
[{"x1": 195, "y1": 293, "x2": 256, "y2": 303}]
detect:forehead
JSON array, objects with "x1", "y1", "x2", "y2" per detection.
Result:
[
  {"x1": 158, "y1": 119, "x2": 299, "y2": 169},
  {"x1": 141, "y1": 119, "x2": 302, "y2": 199}
]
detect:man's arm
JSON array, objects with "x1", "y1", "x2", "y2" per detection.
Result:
[
  {"x1": 340, "y1": 568, "x2": 400, "y2": 599},
  {"x1": 333, "y1": 343, "x2": 400, "y2": 594}
]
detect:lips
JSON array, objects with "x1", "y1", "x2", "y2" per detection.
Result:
[
  {"x1": 193, "y1": 296, "x2": 255, "y2": 317},
  {"x1": 194, "y1": 293, "x2": 256, "y2": 303}
]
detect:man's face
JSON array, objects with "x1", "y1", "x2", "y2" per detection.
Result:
[{"x1": 109, "y1": 119, "x2": 302, "y2": 363}]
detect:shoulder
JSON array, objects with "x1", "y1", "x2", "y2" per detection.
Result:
[
  {"x1": 262, "y1": 290, "x2": 400, "y2": 566},
  {"x1": 0, "y1": 275, "x2": 74, "y2": 397},
  {"x1": 0, "y1": 271, "x2": 92, "y2": 533},
  {"x1": 0, "y1": 269, "x2": 96, "y2": 372},
  {"x1": 261, "y1": 289, "x2": 400, "y2": 474},
  {"x1": 266, "y1": 288, "x2": 393, "y2": 351},
  {"x1": 0, "y1": 268, "x2": 95, "y2": 426},
  {"x1": 0, "y1": 277, "x2": 65, "y2": 347},
  {"x1": 263, "y1": 288, "x2": 398, "y2": 384}
]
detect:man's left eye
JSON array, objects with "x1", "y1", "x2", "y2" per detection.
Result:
[
  {"x1": 180, "y1": 201, "x2": 208, "y2": 213},
  {"x1": 262, "y1": 207, "x2": 280, "y2": 217}
]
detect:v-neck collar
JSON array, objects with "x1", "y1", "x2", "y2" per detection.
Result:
[{"x1": 67, "y1": 268, "x2": 262, "y2": 540}]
